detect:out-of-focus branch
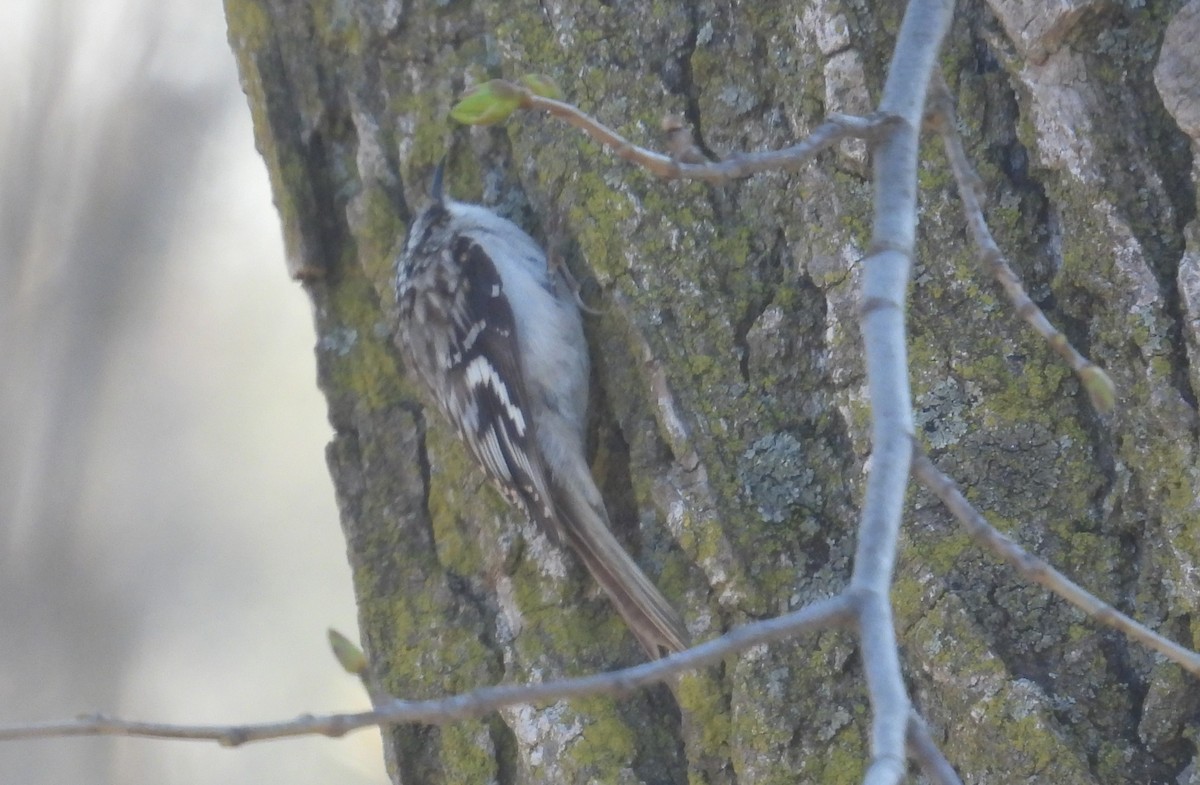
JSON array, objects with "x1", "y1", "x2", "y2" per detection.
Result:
[
  {"x1": 0, "y1": 594, "x2": 855, "y2": 746},
  {"x1": 912, "y1": 449, "x2": 1200, "y2": 676}
]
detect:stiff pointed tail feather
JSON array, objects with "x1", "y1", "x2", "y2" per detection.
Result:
[{"x1": 552, "y1": 480, "x2": 691, "y2": 658}]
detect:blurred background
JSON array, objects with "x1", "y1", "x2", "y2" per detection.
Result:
[{"x1": 1, "y1": 0, "x2": 382, "y2": 783}]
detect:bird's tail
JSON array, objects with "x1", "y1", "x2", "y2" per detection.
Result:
[{"x1": 549, "y1": 462, "x2": 691, "y2": 658}]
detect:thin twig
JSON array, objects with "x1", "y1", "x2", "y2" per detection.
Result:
[
  {"x1": 524, "y1": 92, "x2": 891, "y2": 183},
  {"x1": 912, "y1": 449, "x2": 1200, "y2": 677},
  {"x1": 906, "y1": 713, "x2": 963, "y2": 785},
  {"x1": 925, "y1": 71, "x2": 1116, "y2": 413},
  {"x1": 0, "y1": 594, "x2": 856, "y2": 746}
]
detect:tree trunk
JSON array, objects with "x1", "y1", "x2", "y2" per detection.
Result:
[{"x1": 225, "y1": 1, "x2": 1200, "y2": 782}]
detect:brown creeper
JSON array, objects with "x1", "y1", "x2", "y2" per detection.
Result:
[{"x1": 393, "y1": 164, "x2": 689, "y2": 657}]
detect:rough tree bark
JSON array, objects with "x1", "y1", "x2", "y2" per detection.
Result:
[{"x1": 225, "y1": 1, "x2": 1200, "y2": 782}]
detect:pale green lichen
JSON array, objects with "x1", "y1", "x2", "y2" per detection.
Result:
[
  {"x1": 564, "y1": 697, "x2": 638, "y2": 771},
  {"x1": 320, "y1": 276, "x2": 405, "y2": 411},
  {"x1": 676, "y1": 670, "x2": 732, "y2": 756}
]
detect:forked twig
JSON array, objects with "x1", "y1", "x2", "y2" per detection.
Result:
[{"x1": 523, "y1": 91, "x2": 893, "y2": 183}]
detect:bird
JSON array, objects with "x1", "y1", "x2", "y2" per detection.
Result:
[{"x1": 393, "y1": 162, "x2": 690, "y2": 658}]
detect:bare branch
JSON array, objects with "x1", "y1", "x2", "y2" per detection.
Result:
[
  {"x1": 912, "y1": 449, "x2": 1200, "y2": 677},
  {"x1": 523, "y1": 91, "x2": 891, "y2": 183},
  {"x1": 0, "y1": 594, "x2": 856, "y2": 746},
  {"x1": 924, "y1": 71, "x2": 1116, "y2": 413},
  {"x1": 851, "y1": 1, "x2": 956, "y2": 781},
  {"x1": 906, "y1": 714, "x2": 963, "y2": 785}
]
